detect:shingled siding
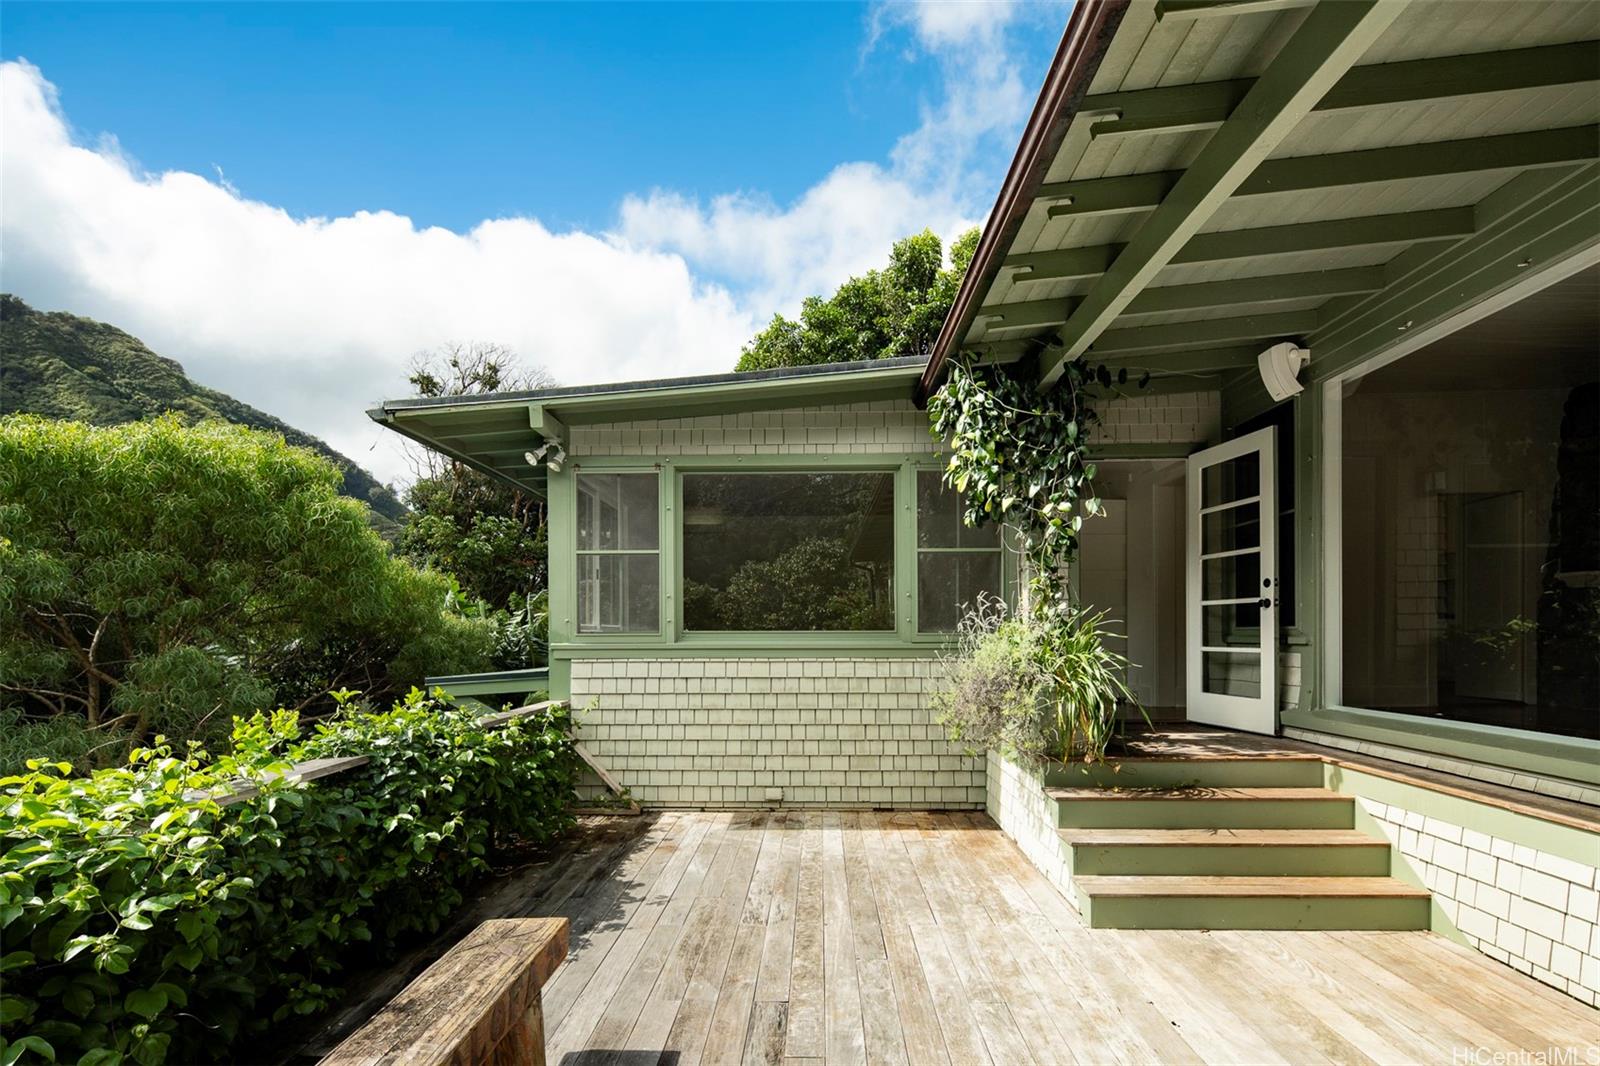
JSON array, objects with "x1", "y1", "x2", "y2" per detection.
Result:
[{"x1": 569, "y1": 657, "x2": 985, "y2": 809}]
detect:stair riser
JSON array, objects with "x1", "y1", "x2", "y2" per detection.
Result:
[
  {"x1": 1056, "y1": 798, "x2": 1354, "y2": 830},
  {"x1": 1070, "y1": 843, "x2": 1391, "y2": 877},
  {"x1": 1079, "y1": 893, "x2": 1431, "y2": 930},
  {"x1": 1045, "y1": 760, "x2": 1325, "y2": 790}
]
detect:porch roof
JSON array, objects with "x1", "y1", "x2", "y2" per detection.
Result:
[
  {"x1": 922, "y1": 0, "x2": 1600, "y2": 400},
  {"x1": 368, "y1": 356, "x2": 927, "y2": 496}
]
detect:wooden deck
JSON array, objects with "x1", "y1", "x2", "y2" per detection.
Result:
[{"x1": 303, "y1": 808, "x2": 1599, "y2": 1065}]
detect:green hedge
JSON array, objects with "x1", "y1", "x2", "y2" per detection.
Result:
[{"x1": 0, "y1": 691, "x2": 577, "y2": 1066}]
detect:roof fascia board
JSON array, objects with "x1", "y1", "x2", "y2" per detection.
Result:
[
  {"x1": 1038, "y1": 0, "x2": 1410, "y2": 387},
  {"x1": 918, "y1": 0, "x2": 1131, "y2": 398},
  {"x1": 1087, "y1": 40, "x2": 1600, "y2": 140}
]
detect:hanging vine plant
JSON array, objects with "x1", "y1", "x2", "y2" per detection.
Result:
[{"x1": 927, "y1": 353, "x2": 1143, "y2": 616}]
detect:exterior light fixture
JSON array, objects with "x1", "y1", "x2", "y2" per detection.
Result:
[{"x1": 1257, "y1": 341, "x2": 1310, "y2": 402}]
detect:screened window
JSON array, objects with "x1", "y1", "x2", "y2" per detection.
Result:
[
  {"x1": 916, "y1": 470, "x2": 1002, "y2": 632},
  {"x1": 576, "y1": 473, "x2": 659, "y2": 634},
  {"x1": 681, "y1": 472, "x2": 894, "y2": 631}
]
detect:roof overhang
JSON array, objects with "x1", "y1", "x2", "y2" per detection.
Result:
[
  {"x1": 922, "y1": 0, "x2": 1600, "y2": 401},
  {"x1": 370, "y1": 356, "x2": 928, "y2": 496}
]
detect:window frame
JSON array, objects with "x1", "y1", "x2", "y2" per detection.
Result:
[
  {"x1": 910, "y1": 464, "x2": 1008, "y2": 637},
  {"x1": 571, "y1": 467, "x2": 666, "y2": 640}
]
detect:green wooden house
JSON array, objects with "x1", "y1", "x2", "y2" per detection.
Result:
[{"x1": 375, "y1": 0, "x2": 1600, "y2": 1005}]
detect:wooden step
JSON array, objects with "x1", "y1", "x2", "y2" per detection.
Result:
[
  {"x1": 1049, "y1": 786, "x2": 1354, "y2": 829},
  {"x1": 1060, "y1": 828, "x2": 1393, "y2": 875},
  {"x1": 1076, "y1": 875, "x2": 1428, "y2": 898},
  {"x1": 1058, "y1": 828, "x2": 1383, "y2": 846},
  {"x1": 1044, "y1": 755, "x2": 1326, "y2": 790},
  {"x1": 1074, "y1": 875, "x2": 1431, "y2": 930}
]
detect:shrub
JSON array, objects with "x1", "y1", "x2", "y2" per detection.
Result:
[
  {"x1": 933, "y1": 598, "x2": 1140, "y2": 764},
  {"x1": 0, "y1": 415, "x2": 496, "y2": 767},
  {"x1": 0, "y1": 690, "x2": 577, "y2": 1065}
]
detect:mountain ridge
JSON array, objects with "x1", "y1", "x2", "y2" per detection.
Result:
[{"x1": 0, "y1": 294, "x2": 406, "y2": 523}]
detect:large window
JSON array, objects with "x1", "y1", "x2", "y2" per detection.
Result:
[
  {"x1": 681, "y1": 472, "x2": 894, "y2": 631},
  {"x1": 916, "y1": 470, "x2": 1002, "y2": 632},
  {"x1": 1338, "y1": 266, "x2": 1598, "y2": 740},
  {"x1": 576, "y1": 473, "x2": 659, "y2": 634}
]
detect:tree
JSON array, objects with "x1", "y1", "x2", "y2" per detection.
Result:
[
  {"x1": 736, "y1": 227, "x2": 981, "y2": 372},
  {"x1": 0, "y1": 415, "x2": 495, "y2": 766},
  {"x1": 397, "y1": 344, "x2": 556, "y2": 666}
]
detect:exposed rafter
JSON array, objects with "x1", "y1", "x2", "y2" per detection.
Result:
[
  {"x1": 1038, "y1": 0, "x2": 1408, "y2": 386},
  {"x1": 1086, "y1": 41, "x2": 1600, "y2": 139},
  {"x1": 1155, "y1": 0, "x2": 1315, "y2": 20},
  {"x1": 1003, "y1": 207, "x2": 1474, "y2": 284},
  {"x1": 1092, "y1": 310, "x2": 1318, "y2": 355},
  {"x1": 1044, "y1": 125, "x2": 1600, "y2": 220},
  {"x1": 980, "y1": 265, "x2": 1386, "y2": 329},
  {"x1": 1095, "y1": 347, "x2": 1262, "y2": 373}
]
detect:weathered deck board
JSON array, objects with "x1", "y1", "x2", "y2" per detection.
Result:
[{"x1": 301, "y1": 809, "x2": 1599, "y2": 1065}]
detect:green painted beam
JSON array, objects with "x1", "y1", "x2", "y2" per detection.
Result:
[
  {"x1": 1094, "y1": 346, "x2": 1263, "y2": 372},
  {"x1": 1126, "y1": 265, "x2": 1386, "y2": 315},
  {"x1": 1155, "y1": 0, "x2": 1315, "y2": 20},
  {"x1": 529, "y1": 403, "x2": 568, "y2": 447},
  {"x1": 1087, "y1": 41, "x2": 1600, "y2": 139},
  {"x1": 1045, "y1": 125, "x2": 1600, "y2": 221},
  {"x1": 1093, "y1": 311, "x2": 1316, "y2": 355},
  {"x1": 1007, "y1": 208, "x2": 1474, "y2": 284},
  {"x1": 976, "y1": 298, "x2": 1080, "y2": 331},
  {"x1": 1038, "y1": 0, "x2": 1407, "y2": 386}
]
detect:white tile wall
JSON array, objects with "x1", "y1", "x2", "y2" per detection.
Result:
[
  {"x1": 1359, "y1": 796, "x2": 1600, "y2": 1006},
  {"x1": 1095, "y1": 390, "x2": 1220, "y2": 446},
  {"x1": 569, "y1": 657, "x2": 985, "y2": 809}
]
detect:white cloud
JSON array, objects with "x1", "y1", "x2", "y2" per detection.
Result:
[{"x1": 1, "y1": 6, "x2": 1055, "y2": 487}]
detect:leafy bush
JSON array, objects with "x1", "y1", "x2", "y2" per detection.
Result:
[
  {"x1": 933, "y1": 598, "x2": 1139, "y2": 764},
  {"x1": 0, "y1": 690, "x2": 577, "y2": 1065},
  {"x1": 0, "y1": 415, "x2": 496, "y2": 768}
]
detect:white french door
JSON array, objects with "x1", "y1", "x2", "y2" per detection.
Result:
[{"x1": 1186, "y1": 428, "x2": 1277, "y2": 734}]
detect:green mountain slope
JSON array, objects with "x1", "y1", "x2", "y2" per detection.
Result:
[{"x1": 0, "y1": 294, "x2": 406, "y2": 523}]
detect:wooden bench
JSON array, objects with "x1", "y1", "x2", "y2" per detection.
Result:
[{"x1": 321, "y1": 917, "x2": 569, "y2": 1066}]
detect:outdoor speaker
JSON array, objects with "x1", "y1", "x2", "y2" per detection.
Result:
[{"x1": 1257, "y1": 342, "x2": 1310, "y2": 402}]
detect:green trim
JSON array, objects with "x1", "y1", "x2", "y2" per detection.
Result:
[
  {"x1": 1128, "y1": 266, "x2": 1386, "y2": 316},
  {"x1": 1155, "y1": 0, "x2": 1314, "y2": 20},
  {"x1": 1285, "y1": 705, "x2": 1600, "y2": 789},
  {"x1": 1038, "y1": 0, "x2": 1406, "y2": 384},
  {"x1": 570, "y1": 453, "x2": 934, "y2": 470},
  {"x1": 1096, "y1": 312, "x2": 1317, "y2": 354},
  {"x1": 551, "y1": 640, "x2": 947, "y2": 659}
]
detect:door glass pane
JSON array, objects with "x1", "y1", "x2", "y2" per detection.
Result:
[
  {"x1": 1201, "y1": 501, "x2": 1260, "y2": 554},
  {"x1": 1202, "y1": 454, "x2": 1261, "y2": 508},
  {"x1": 577, "y1": 554, "x2": 659, "y2": 633},
  {"x1": 1339, "y1": 265, "x2": 1600, "y2": 740},
  {"x1": 918, "y1": 552, "x2": 1002, "y2": 633},
  {"x1": 1203, "y1": 552, "x2": 1260, "y2": 601},
  {"x1": 682, "y1": 472, "x2": 894, "y2": 631},
  {"x1": 1203, "y1": 651, "x2": 1262, "y2": 698},
  {"x1": 577, "y1": 474, "x2": 658, "y2": 550},
  {"x1": 1203, "y1": 603, "x2": 1261, "y2": 644}
]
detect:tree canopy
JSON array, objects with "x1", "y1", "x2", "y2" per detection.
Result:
[
  {"x1": 735, "y1": 227, "x2": 980, "y2": 372},
  {"x1": 0, "y1": 415, "x2": 494, "y2": 767}
]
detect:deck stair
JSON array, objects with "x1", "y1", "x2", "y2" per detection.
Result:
[{"x1": 1046, "y1": 756, "x2": 1430, "y2": 930}]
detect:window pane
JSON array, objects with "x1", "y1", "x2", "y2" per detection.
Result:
[
  {"x1": 1203, "y1": 651, "x2": 1261, "y2": 698},
  {"x1": 1201, "y1": 501, "x2": 1260, "y2": 554},
  {"x1": 917, "y1": 470, "x2": 998, "y2": 549},
  {"x1": 1203, "y1": 552, "x2": 1260, "y2": 601},
  {"x1": 577, "y1": 554, "x2": 659, "y2": 633},
  {"x1": 918, "y1": 552, "x2": 1002, "y2": 633},
  {"x1": 1201, "y1": 453, "x2": 1260, "y2": 508},
  {"x1": 1340, "y1": 266, "x2": 1599, "y2": 740},
  {"x1": 1203, "y1": 602, "x2": 1261, "y2": 644},
  {"x1": 682, "y1": 472, "x2": 894, "y2": 631},
  {"x1": 577, "y1": 473, "x2": 658, "y2": 550}
]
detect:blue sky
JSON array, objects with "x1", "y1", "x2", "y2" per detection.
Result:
[
  {"x1": 4, "y1": 2, "x2": 950, "y2": 233},
  {"x1": 1, "y1": 1, "x2": 1065, "y2": 483}
]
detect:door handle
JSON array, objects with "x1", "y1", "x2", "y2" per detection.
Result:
[{"x1": 1258, "y1": 597, "x2": 1274, "y2": 609}]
